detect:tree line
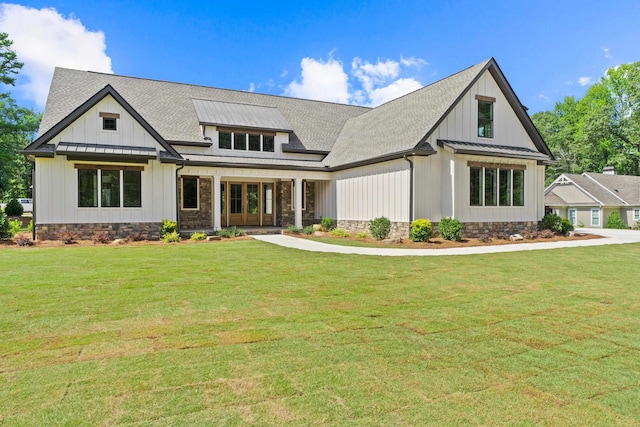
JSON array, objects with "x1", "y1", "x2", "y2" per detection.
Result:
[{"x1": 532, "y1": 62, "x2": 640, "y2": 184}]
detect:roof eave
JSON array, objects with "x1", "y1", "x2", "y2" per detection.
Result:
[{"x1": 328, "y1": 148, "x2": 436, "y2": 171}]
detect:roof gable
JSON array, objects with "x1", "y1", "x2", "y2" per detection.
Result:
[
  {"x1": 24, "y1": 85, "x2": 182, "y2": 160},
  {"x1": 545, "y1": 173, "x2": 638, "y2": 206}
]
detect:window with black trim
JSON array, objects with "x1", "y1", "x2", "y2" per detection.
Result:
[
  {"x1": 100, "y1": 112, "x2": 120, "y2": 131},
  {"x1": 182, "y1": 177, "x2": 198, "y2": 209},
  {"x1": 77, "y1": 166, "x2": 141, "y2": 208},
  {"x1": 218, "y1": 129, "x2": 276, "y2": 152},
  {"x1": 469, "y1": 163, "x2": 524, "y2": 207},
  {"x1": 476, "y1": 96, "x2": 494, "y2": 138}
]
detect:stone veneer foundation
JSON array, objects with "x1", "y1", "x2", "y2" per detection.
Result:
[
  {"x1": 336, "y1": 220, "x2": 537, "y2": 239},
  {"x1": 35, "y1": 222, "x2": 162, "y2": 241},
  {"x1": 276, "y1": 181, "x2": 316, "y2": 227},
  {"x1": 178, "y1": 177, "x2": 212, "y2": 230}
]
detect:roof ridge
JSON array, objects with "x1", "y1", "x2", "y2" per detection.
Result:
[
  {"x1": 582, "y1": 172, "x2": 629, "y2": 205},
  {"x1": 52, "y1": 67, "x2": 372, "y2": 111}
]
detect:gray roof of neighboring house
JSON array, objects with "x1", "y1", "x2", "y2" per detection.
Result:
[
  {"x1": 545, "y1": 172, "x2": 640, "y2": 206},
  {"x1": 192, "y1": 99, "x2": 294, "y2": 132},
  {"x1": 38, "y1": 68, "x2": 369, "y2": 152}
]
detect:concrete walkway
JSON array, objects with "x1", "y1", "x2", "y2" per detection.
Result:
[{"x1": 252, "y1": 228, "x2": 640, "y2": 257}]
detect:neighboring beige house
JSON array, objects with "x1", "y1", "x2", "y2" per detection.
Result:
[
  {"x1": 23, "y1": 58, "x2": 554, "y2": 240},
  {"x1": 545, "y1": 168, "x2": 640, "y2": 228}
]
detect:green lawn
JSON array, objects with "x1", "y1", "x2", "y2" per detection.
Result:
[{"x1": 1, "y1": 241, "x2": 639, "y2": 426}]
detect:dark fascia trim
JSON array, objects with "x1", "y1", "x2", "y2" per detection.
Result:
[
  {"x1": 327, "y1": 148, "x2": 436, "y2": 171},
  {"x1": 20, "y1": 146, "x2": 56, "y2": 158},
  {"x1": 24, "y1": 84, "x2": 183, "y2": 160},
  {"x1": 420, "y1": 58, "x2": 555, "y2": 161},
  {"x1": 62, "y1": 154, "x2": 151, "y2": 164},
  {"x1": 281, "y1": 146, "x2": 330, "y2": 155},
  {"x1": 182, "y1": 159, "x2": 329, "y2": 172},
  {"x1": 58, "y1": 141, "x2": 156, "y2": 152},
  {"x1": 167, "y1": 140, "x2": 213, "y2": 148}
]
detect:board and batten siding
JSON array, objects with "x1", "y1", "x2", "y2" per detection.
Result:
[
  {"x1": 332, "y1": 159, "x2": 410, "y2": 223},
  {"x1": 35, "y1": 156, "x2": 176, "y2": 224}
]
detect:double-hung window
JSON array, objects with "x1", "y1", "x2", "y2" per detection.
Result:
[
  {"x1": 591, "y1": 208, "x2": 601, "y2": 226},
  {"x1": 469, "y1": 162, "x2": 524, "y2": 207},
  {"x1": 568, "y1": 208, "x2": 577, "y2": 226},
  {"x1": 77, "y1": 165, "x2": 142, "y2": 208},
  {"x1": 476, "y1": 95, "x2": 495, "y2": 138},
  {"x1": 634, "y1": 208, "x2": 640, "y2": 221}
]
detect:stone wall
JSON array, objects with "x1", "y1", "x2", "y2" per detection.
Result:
[
  {"x1": 276, "y1": 181, "x2": 316, "y2": 227},
  {"x1": 179, "y1": 177, "x2": 212, "y2": 230},
  {"x1": 459, "y1": 221, "x2": 537, "y2": 237},
  {"x1": 337, "y1": 220, "x2": 410, "y2": 239},
  {"x1": 35, "y1": 222, "x2": 162, "y2": 241}
]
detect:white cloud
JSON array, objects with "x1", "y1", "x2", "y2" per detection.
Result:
[
  {"x1": 283, "y1": 56, "x2": 350, "y2": 103},
  {"x1": 248, "y1": 82, "x2": 256, "y2": 92},
  {"x1": 603, "y1": 48, "x2": 612, "y2": 59},
  {"x1": 0, "y1": 4, "x2": 113, "y2": 108},
  {"x1": 577, "y1": 76, "x2": 593, "y2": 87},
  {"x1": 284, "y1": 53, "x2": 428, "y2": 107}
]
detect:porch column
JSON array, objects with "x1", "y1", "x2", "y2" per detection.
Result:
[
  {"x1": 213, "y1": 175, "x2": 221, "y2": 231},
  {"x1": 295, "y1": 177, "x2": 303, "y2": 228}
]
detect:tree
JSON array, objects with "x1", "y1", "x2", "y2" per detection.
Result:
[
  {"x1": 533, "y1": 62, "x2": 640, "y2": 183},
  {"x1": 0, "y1": 33, "x2": 41, "y2": 200}
]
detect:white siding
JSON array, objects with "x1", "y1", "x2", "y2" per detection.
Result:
[
  {"x1": 333, "y1": 159, "x2": 410, "y2": 222},
  {"x1": 35, "y1": 156, "x2": 176, "y2": 224},
  {"x1": 315, "y1": 180, "x2": 337, "y2": 219}
]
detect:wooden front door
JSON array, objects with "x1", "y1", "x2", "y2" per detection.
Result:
[{"x1": 226, "y1": 182, "x2": 272, "y2": 226}]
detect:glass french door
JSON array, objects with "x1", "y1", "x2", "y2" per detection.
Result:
[{"x1": 225, "y1": 182, "x2": 273, "y2": 226}]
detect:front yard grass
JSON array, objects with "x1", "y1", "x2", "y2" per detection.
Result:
[{"x1": 1, "y1": 241, "x2": 639, "y2": 425}]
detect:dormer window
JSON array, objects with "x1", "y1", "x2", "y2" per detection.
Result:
[
  {"x1": 476, "y1": 95, "x2": 495, "y2": 138},
  {"x1": 100, "y1": 112, "x2": 120, "y2": 131},
  {"x1": 218, "y1": 128, "x2": 276, "y2": 153}
]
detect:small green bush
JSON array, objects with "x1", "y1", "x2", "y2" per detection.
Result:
[
  {"x1": 369, "y1": 216, "x2": 391, "y2": 240},
  {"x1": 409, "y1": 218, "x2": 432, "y2": 242},
  {"x1": 27, "y1": 219, "x2": 33, "y2": 232},
  {"x1": 321, "y1": 217, "x2": 334, "y2": 231},
  {"x1": 0, "y1": 209, "x2": 9, "y2": 239},
  {"x1": 329, "y1": 228, "x2": 350, "y2": 237},
  {"x1": 558, "y1": 218, "x2": 574, "y2": 233},
  {"x1": 303, "y1": 225, "x2": 314, "y2": 235},
  {"x1": 162, "y1": 231, "x2": 181, "y2": 243},
  {"x1": 4, "y1": 199, "x2": 24, "y2": 216},
  {"x1": 161, "y1": 219, "x2": 178, "y2": 237},
  {"x1": 8, "y1": 220, "x2": 21, "y2": 238},
  {"x1": 633, "y1": 221, "x2": 640, "y2": 230},
  {"x1": 229, "y1": 226, "x2": 244, "y2": 237},
  {"x1": 355, "y1": 232, "x2": 368, "y2": 239},
  {"x1": 287, "y1": 225, "x2": 302, "y2": 234},
  {"x1": 605, "y1": 211, "x2": 627, "y2": 229},
  {"x1": 216, "y1": 229, "x2": 232, "y2": 238},
  {"x1": 190, "y1": 232, "x2": 207, "y2": 240},
  {"x1": 539, "y1": 213, "x2": 561, "y2": 232},
  {"x1": 439, "y1": 216, "x2": 463, "y2": 241}
]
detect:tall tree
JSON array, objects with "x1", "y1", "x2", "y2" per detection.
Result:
[
  {"x1": 533, "y1": 61, "x2": 640, "y2": 183},
  {"x1": 0, "y1": 32, "x2": 41, "y2": 200}
]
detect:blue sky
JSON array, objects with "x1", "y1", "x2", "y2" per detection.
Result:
[{"x1": 2, "y1": 0, "x2": 639, "y2": 113}]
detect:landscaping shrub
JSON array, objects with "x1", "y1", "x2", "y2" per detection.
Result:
[
  {"x1": 128, "y1": 232, "x2": 145, "y2": 241},
  {"x1": 162, "y1": 231, "x2": 181, "y2": 243},
  {"x1": 438, "y1": 216, "x2": 463, "y2": 241},
  {"x1": 369, "y1": 216, "x2": 391, "y2": 240},
  {"x1": 15, "y1": 236, "x2": 34, "y2": 246},
  {"x1": 478, "y1": 233, "x2": 492, "y2": 243},
  {"x1": 229, "y1": 226, "x2": 244, "y2": 237},
  {"x1": 409, "y1": 218, "x2": 432, "y2": 242},
  {"x1": 4, "y1": 198, "x2": 24, "y2": 216},
  {"x1": 92, "y1": 232, "x2": 111, "y2": 244},
  {"x1": 0, "y1": 209, "x2": 10, "y2": 239},
  {"x1": 539, "y1": 213, "x2": 561, "y2": 232},
  {"x1": 539, "y1": 229, "x2": 555, "y2": 238},
  {"x1": 558, "y1": 218, "x2": 574, "y2": 233},
  {"x1": 329, "y1": 228, "x2": 350, "y2": 237},
  {"x1": 634, "y1": 221, "x2": 640, "y2": 230},
  {"x1": 161, "y1": 219, "x2": 178, "y2": 237},
  {"x1": 8, "y1": 220, "x2": 21, "y2": 238},
  {"x1": 216, "y1": 229, "x2": 232, "y2": 238},
  {"x1": 58, "y1": 231, "x2": 79, "y2": 244},
  {"x1": 190, "y1": 232, "x2": 207, "y2": 240},
  {"x1": 321, "y1": 217, "x2": 334, "y2": 231},
  {"x1": 303, "y1": 225, "x2": 314, "y2": 235},
  {"x1": 287, "y1": 225, "x2": 302, "y2": 234},
  {"x1": 27, "y1": 219, "x2": 33, "y2": 232},
  {"x1": 356, "y1": 232, "x2": 368, "y2": 239},
  {"x1": 605, "y1": 211, "x2": 627, "y2": 229}
]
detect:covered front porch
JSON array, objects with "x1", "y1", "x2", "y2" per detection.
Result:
[{"x1": 177, "y1": 166, "x2": 331, "y2": 232}]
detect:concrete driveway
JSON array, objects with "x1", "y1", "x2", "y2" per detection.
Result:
[{"x1": 253, "y1": 228, "x2": 640, "y2": 257}]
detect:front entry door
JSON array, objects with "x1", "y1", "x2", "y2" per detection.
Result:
[{"x1": 228, "y1": 182, "x2": 263, "y2": 226}]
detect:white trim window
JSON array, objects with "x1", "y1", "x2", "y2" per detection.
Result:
[
  {"x1": 634, "y1": 208, "x2": 640, "y2": 221},
  {"x1": 591, "y1": 208, "x2": 601, "y2": 227},
  {"x1": 568, "y1": 208, "x2": 577, "y2": 226},
  {"x1": 469, "y1": 164, "x2": 524, "y2": 207},
  {"x1": 291, "y1": 180, "x2": 306, "y2": 210},
  {"x1": 182, "y1": 177, "x2": 199, "y2": 210}
]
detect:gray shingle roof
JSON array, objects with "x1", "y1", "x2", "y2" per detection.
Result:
[
  {"x1": 39, "y1": 69, "x2": 369, "y2": 152},
  {"x1": 192, "y1": 99, "x2": 293, "y2": 132},
  {"x1": 584, "y1": 172, "x2": 640, "y2": 205},
  {"x1": 323, "y1": 60, "x2": 491, "y2": 167},
  {"x1": 555, "y1": 173, "x2": 627, "y2": 205}
]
